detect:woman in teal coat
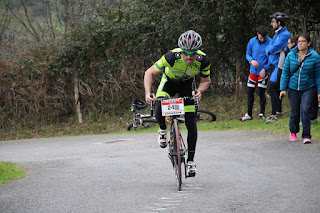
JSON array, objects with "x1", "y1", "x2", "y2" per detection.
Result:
[{"x1": 279, "y1": 33, "x2": 320, "y2": 143}]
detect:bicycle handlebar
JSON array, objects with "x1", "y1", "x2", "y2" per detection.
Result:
[{"x1": 149, "y1": 92, "x2": 199, "y2": 115}]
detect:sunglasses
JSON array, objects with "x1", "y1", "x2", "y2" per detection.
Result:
[{"x1": 182, "y1": 50, "x2": 198, "y2": 56}]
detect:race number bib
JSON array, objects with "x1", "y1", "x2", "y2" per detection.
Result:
[{"x1": 161, "y1": 98, "x2": 185, "y2": 116}]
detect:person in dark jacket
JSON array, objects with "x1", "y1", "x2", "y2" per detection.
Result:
[
  {"x1": 239, "y1": 25, "x2": 271, "y2": 121},
  {"x1": 279, "y1": 33, "x2": 320, "y2": 143},
  {"x1": 265, "y1": 12, "x2": 291, "y2": 123}
]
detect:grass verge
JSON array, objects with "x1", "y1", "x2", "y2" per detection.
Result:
[
  {"x1": 0, "y1": 94, "x2": 319, "y2": 140},
  {"x1": 0, "y1": 162, "x2": 26, "y2": 185}
]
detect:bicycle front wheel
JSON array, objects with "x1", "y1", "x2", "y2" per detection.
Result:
[
  {"x1": 196, "y1": 109, "x2": 216, "y2": 122},
  {"x1": 173, "y1": 119, "x2": 182, "y2": 191}
]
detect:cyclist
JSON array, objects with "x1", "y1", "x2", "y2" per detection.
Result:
[
  {"x1": 144, "y1": 30, "x2": 211, "y2": 176},
  {"x1": 265, "y1": 12, "x2": 291, "y2": 123}
]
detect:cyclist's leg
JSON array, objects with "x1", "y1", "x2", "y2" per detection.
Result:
[
  {"x1": 184, "y1": 112, "x2": 197, "y2": 162},
  {"x1": 155, "y1": 75, "x2": 176, "y2": 129},
  {"x1": 155, "y1": 101, "x2": 167, "y2": 129},
  {"x1": 177, "y1": 80, "x2": 197, "y2": 162}
]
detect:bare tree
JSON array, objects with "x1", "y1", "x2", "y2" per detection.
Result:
[
  {"x1": 54, "y1": 0, "x2": 90, "y2": 33},
  {"x1": 8, "y1": 2, "x2": 42, "y2": 42},
  {"x1": 0, "y1": 4, "x2": 11, "y2": 45}
]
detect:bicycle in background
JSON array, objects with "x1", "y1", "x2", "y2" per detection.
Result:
[{"x1": 127, "y1": 99, "x2": 157, "y2": 131}]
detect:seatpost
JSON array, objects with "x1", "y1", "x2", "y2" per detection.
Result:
[{"x1": 131, "y1": 99, "x2": 136, "y2": 113}]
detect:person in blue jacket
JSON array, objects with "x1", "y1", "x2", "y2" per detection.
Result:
[
  {"x1": 279, "y1": 33, "x2": 320, "y2": 143},
  {"x1": 265, "y1": 12, "x2": 291, "y2": 123},
  {"x1": 239, "y1": 26, "x2": 271, "y2": 121}
]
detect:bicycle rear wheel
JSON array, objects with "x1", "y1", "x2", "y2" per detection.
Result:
[
  {"x1": 196, "y1": 109, "x2": 216, "y2": 122},
  {"x1": 172, "y1": 119, "x2": 182, "y2": 191}
]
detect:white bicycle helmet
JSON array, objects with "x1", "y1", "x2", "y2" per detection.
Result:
[{"x1": 178, "y1": 30, "x2": 202, "y2": 51}]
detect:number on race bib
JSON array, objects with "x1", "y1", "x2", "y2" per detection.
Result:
[{"x1": 161, "y1": 98, "x2": 185, "y2": 116}]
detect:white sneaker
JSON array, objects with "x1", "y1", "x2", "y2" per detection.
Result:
[
  {"x1": 239, "y1": 113, "x2": 252, "y2": 121},
  {"x1": 258, "y1": 113, "x2": 265, "y2": 119},
  {"x1": 158, "y1": 128, "x2": 167, "y2": 148},
  {"x1": 187, "y1": 161, "x2": 196, "y2": 177}
]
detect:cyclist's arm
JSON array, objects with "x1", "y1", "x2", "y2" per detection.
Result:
[
  {"x1": 198, "y1": 76, "x2": 211, "y2": 93},
  {"x1": 144, "y1": 65, "x2": 159, "y2": 103},
  {"x1": 193, "y1": 76, "x2": 211, "y2": 100}
]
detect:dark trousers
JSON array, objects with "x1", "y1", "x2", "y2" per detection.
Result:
[
  {"x1": 310, "y1": 93, "x2": 319, "y2": 120},
  {"x1": 247, "y1": 87, "x2": 266, "y2": 117},
  {"x1": 288, "y1": 87, "x2": 316, "y2": 139},
  {"x1": 268, "y1": 66, "x2": 282, "y2": 115},
  {"x1": 268, "y1": 82, "x2": 282, "y2": 115}
]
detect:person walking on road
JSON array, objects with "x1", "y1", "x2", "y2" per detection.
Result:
[{"x1": 279, "y1": 33, "x2": 320, "y2": 143}]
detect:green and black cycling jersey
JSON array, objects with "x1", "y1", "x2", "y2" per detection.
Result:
[{"x1": 153, "y1": 48, "x2": 211, "y2": 81}]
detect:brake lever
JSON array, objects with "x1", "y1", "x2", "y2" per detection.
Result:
[{"x1": 150, "y1": 93, "x2": 154, "y2": 117}]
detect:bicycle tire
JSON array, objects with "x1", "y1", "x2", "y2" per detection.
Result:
[
  {"x1": 196, "y1": 109, "x2": 216, "y2": 122},
  {"x1": 127, "y1": 123, "x2": 134, "y2": 131},
  {"x1": 173, "y1": 119, "x2": 182, "y2": 191},
  {"x1": 127, "y1": 123, "x2": 139, "y2": 131}
]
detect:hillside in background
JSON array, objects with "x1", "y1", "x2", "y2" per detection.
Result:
[{"x1": 1, "y1": 0, "x2": 320, "y2": 131}]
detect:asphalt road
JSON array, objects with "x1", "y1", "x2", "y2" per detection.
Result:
[{"x1": 1, "y1": 130, "x2": 320, "y2": 213}]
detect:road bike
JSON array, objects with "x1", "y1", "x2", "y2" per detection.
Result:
[
  {"x1": 127, "y1": 99, "x2": 216, "y2": 131},
  {"x1": 152, "y1": 95, "x2": 199, "y2": 191}
]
